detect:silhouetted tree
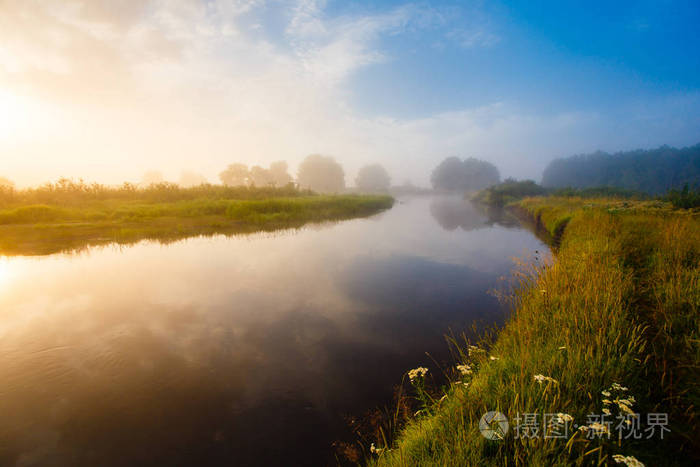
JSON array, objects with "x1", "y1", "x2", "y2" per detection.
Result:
[
  {"x1": 297, "y1": 154, "x2": 345, "y2": 193},
  {"x1": 430, "y1": 157, "x2": 500, "y2": 192},
  {"x1": 541, "y1": 143, "x2": 700, "y2": 195},
  {"x1": 140, "y1": 170, "x2": 164, "y2": 186},
  {"x1": 219, "y1": 163, "x2": 249, "y2": 186},
  {"x1": 0, "y1": 176, "x2": 14, "y2": 189},
  {"x1": 178, "y1": 171, "x2": 208, "y2": 187},
  {"x1": 249, "y1": 165, "x2": 274, "y2": 186},
  {"x1": 269, "y1": 161, "x2": 293, "y2": 187},
  {"x1": 355, "y1": 164, "x2": 391, "y2": 192}
]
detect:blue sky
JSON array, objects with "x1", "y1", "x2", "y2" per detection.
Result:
[
  {"x1": 0, "y1": 0, "x2": 699, "y2": 185},
  {"x1": 347, "y1": 1, "x2": 700, "y2": 115}
]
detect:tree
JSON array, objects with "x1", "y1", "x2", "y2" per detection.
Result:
[
  {"x1": 541, "y1": 143, "x2": 700, "y2": 195},
  {"x1": 269, "y1": 161, "x2": 292, "y2": 187},
  {"x1": 297, "y1": 154, "x2": 345, "y2": 193},
  {"x1": 178, "y1": 171, "x2": 208, "y2": 187},
  {"x1": 0, "y1": 176, "x2": 14, "y2": 189},
  {"x1": 249, "y1": 165, "x2": 274, "y2": 186},
  {"x1": 355, "y1": 164, "x2": 391, "y2": 192},
  {"x1": 141, "y1": 170, "x2": 164, "y2": 186},
  {"x1": 430, "y1": 157, "x2": 500, "y2": 192},
  {"x1": 219, "y1": 163, "x2": 249, "y2": 186}
]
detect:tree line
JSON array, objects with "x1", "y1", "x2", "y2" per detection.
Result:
[
  {"x1": 541, "y1": 143, "x2": 700, "y2": 195},
  {"x1": 218, "y1": 155, "x2": 391, "y2": 193}
]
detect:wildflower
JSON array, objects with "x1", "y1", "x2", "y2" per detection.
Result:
[
  {"x1": 559, "y1": 413, "x2": 574, "y2": 422},
  {"x1": 370, "y1": 443, "x2": 385, "y2": 455},
  {"x1": 611, "y1": 383, "x2": 628, "y2": 392},
  {"x1": 533, "y1": 374, "x2": 558, "y2": 385},
  {"x1": 603, "y1": 408, "x2": 611, "y2": 415},
  {"x1": 456, "y1": 364, "x2": 472, "y2": 376},
  {"x1": 468, "y1": 345, "x2": 486, "y2": 357},
  {"x1": 550, "y1": 413, "x2": 574, "y2": 425},
  {"x1": 408, "y1": 367, "x2": 428, "y2": 382},
  {"x1": 558, "y1": 346, "x2": 566, "y2": 350},
  {"x1": 461, "y1": 382, "x2": 470, "y2": 388},
  {"x1": 489, "y1": 356, "x2": 499, "y2": 361},
  {"x1": 602, "y1": 399, "x2": 612, "y2": 405},
  {"x1": 580, "y1": 422, "x2": 609, "y2": 434},
  {"x1": 612, "y1": 454, "x2": 645, "y2": 467},
  {"x1": 601, "y1": 390, "x2": 611, "y2": 397},
  {"x1": 618, "y1": 403, "x2": 635, "y2": 415}
]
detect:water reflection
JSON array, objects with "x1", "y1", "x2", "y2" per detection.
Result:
[
  {"x1": 0, "y1": 196, "x2": 547, "y2": 466},
  {"x1": 430, "y1": 197, "x2": 519, "y2": 231}
]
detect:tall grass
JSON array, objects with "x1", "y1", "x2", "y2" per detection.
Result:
[
  {"x1": 0, "y1": 181, "x2": 393, "y2": 255},
  {"x1": 368, "y1": 197, "x2": 698, "y2": 466},
  {"x1": 0, "y1": 178, "x2": 308, "y2": 207}
]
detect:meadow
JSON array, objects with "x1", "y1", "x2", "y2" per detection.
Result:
[
  {"x1": 0, "y1": 179, "x2": 393, "y2": 255},
  {"x1": 367, "y1": 196, "x2": 699, "y2": 466}
]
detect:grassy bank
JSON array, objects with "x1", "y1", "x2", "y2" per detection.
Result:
[
  {"x1": 0, "y1": 183, "x2": 393, "y2": 255},
  {"x1": 369, "y1": 197, "x2": 698, "y2": 466}
]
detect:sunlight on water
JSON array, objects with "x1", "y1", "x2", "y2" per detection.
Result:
[{"x1": 0, "y1": 196, "x2": 548, "y2": 466}]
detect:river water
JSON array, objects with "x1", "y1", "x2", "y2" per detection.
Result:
[{"x1": 0, "y1": 196, "x2": 547, "y2": 466}]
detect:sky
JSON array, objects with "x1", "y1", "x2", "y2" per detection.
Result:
[{"x1": 1, "y1": 0, "x2": 699, "y2": 187}]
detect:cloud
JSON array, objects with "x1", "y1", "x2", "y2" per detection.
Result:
[
  {"x1": 0, "y1": 0, "x2": 697, "y2": 187},
  {"x1": 446, "y1": 27, "x2": 500, "y2": 48}
]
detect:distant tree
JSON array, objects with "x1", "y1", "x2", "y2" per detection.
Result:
[
  {"x1": 269, "y1": 161, "x2": 293, "y2": 187},
  {"x1": 0, "y1": 176, "x2": 14, "y2": 189},
  {"x1": 0, "y1": 176, "x2": 15, "y2": 201},
  {"x1": 141, "y1": 170, "x2": 164, "y2": 186},
  {"x1": 178, "y1": 171, "x2": 208, "y2": 187},
  {"x1": 430, "y1": 157, "x2": 500, "y2": 192},
  {"x1": 297, "y1": 154, "x2": 345, "y2": 193},
  {"x1": 355, "y1": 164, "x2": 391, "y2": 192},
  {"x1": 541, "y1": 143, "x2": 700, "y2": 195},
  {"x1": 219, "y1": 163, "x2": 249, "y2": 186},
  {"x1": 249, "y1": 165, "x2": 274, "y2": 186}
]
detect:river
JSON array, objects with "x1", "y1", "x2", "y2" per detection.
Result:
[{"x1": 0, "y1": 196, "x2": 548, "y2": 466}]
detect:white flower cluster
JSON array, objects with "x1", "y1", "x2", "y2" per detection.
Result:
[
  {"x1": 612, "y1": 454, "x2": 645, "y2": 467},
  {"x1": 408, "y1": 367, "x2": 428, "y2": 382},
  {"x1": 549, "y1": 413, "x2": 574, "y2": 425},
  {"x1": 370, "y1": 443, "x2": 385, "y2": 455},
  {"x1": 578, "y1": 422, "x2": 609, "y2": 434},
  {"x1": 533, "y1": 374, "x2": 558, "y2": 385},
  {"x1": 456, "y1": 364, "x2": 472, "y2": 376},
  {"x1": 602, "y1": 383, "x2": 636, "y2": 416}
]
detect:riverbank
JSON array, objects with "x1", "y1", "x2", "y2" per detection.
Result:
[
  {"x1": 0, "y1": 189, "x2": 393, "y2": 255},
  {"x1": 369, "y1": 197, "x2": 698, "y2": 466}
]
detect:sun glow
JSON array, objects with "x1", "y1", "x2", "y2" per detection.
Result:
[{"x1": 0, "y1": 89, "x2": 34, "y2": 141}]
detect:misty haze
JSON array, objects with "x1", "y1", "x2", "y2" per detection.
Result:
[{"x1": 0, "y1": 1, "x2": 698, "y2": 467}]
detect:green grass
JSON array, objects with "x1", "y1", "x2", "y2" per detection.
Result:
[
  {"x1": 368, "y1": 197, "x2": 698, "y2": 467},
  {"x1": 0, "y1": 192, "x2": 393, "y2": 255}
]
